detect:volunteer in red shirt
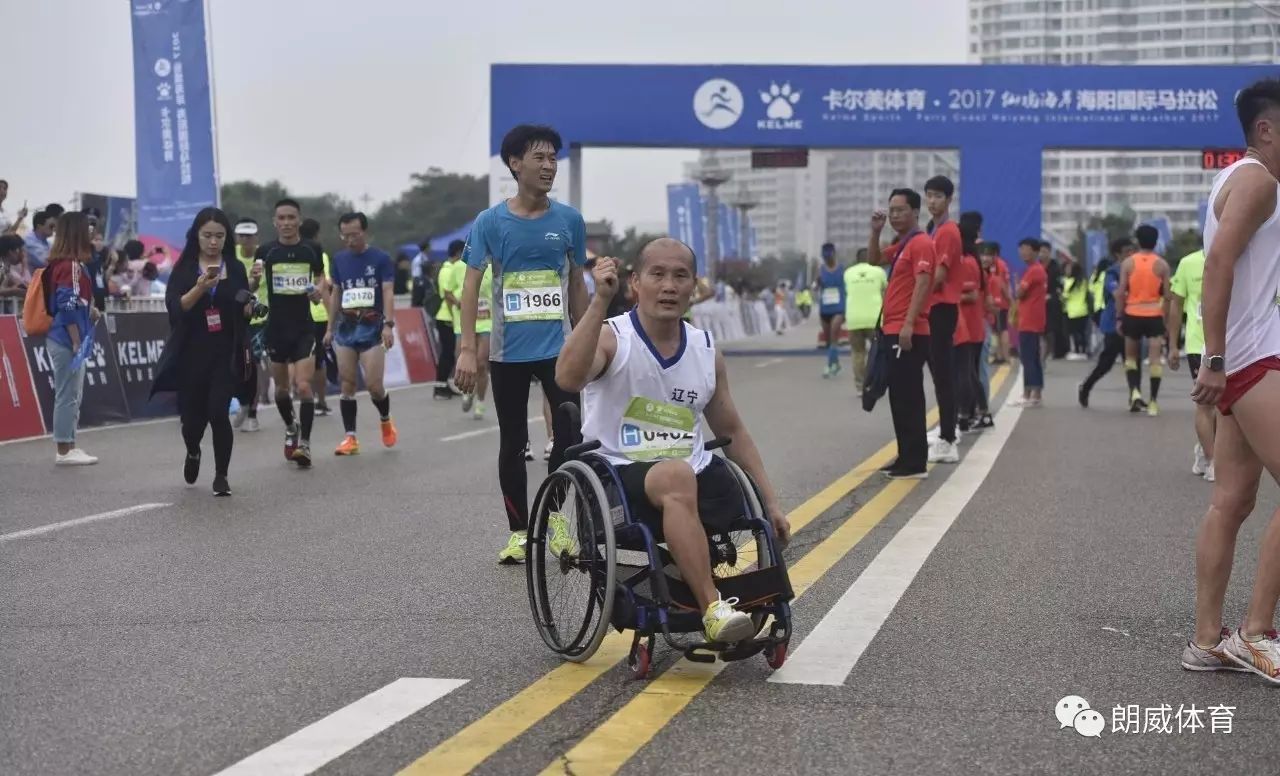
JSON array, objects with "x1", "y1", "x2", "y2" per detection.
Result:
[
  {"x1": 868, "y1": 188, "x2": 936, "y2": 480},
  {"x1": 923, "y1": 176, "x2": 962, "y2": 464},
  {"x1": 1014, "y1": 237, "x2": 1047, "y2": 407},
  {"x1": 1184, "y1": 78, "x2": 1280, "y2": 681},
  {"x1": 988, "y1": 243, "x2": 1013, "y2": 363},
  {"x1": 954, "y1": 214, "x2": 992, "y2": 431}
]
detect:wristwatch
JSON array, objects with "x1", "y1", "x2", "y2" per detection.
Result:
[{"x1": 1206, "y1": 354, "x2": 1225, "y2": 372}]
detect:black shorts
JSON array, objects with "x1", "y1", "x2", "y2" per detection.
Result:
[
  {"x1": 313, "y1": 321, "x2": 329, "y2": 366},
  {"x1": 1188, "y1": 354, "x2": 1202, "y2": 380},
  {"x1": 997, "y1": 309, "x2": 1009, "y2": 331},
  {"x1": 1123, "y1": 315, "x2": 1165, "y2": 340},
  {"x1": 618, "y1": 457, "x2": 742, "y2": 540},
  {"x1": 267, "y1": 327, "x2": 317, "y2": 364}
]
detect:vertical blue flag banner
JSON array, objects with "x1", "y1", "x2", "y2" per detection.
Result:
[
  {"x1": 1085, "y1": 230, "x2": 1108, "y2": 271},
  {"x1": 131, "y1": 0, "x2": 218, "y2": 270},
  {"x1": 666, "y1": 183, "x2": 706, "y2": 275},
  {"x1": 716, "y1": 202, "x2": 740, "y2": 260},
  {"x1": 748, "y1": 225, "x2": 757, "y2": 261}
]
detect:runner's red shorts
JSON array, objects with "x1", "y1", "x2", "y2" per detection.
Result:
[{"x1": 1218, "y1": 356, "x2": 1280, "y2": 415}]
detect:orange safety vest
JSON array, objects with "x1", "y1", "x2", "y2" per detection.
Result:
[{"x1": 1124, "y1": 252, "x2": 1163, "y2": 317}]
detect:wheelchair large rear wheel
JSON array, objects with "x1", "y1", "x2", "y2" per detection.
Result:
[
  {"x1": 527, "y1": 460, "x2": 616, "y2": 662},
  {"x1": 711, "y1": 459, "x2": 777, "y2": 635}
]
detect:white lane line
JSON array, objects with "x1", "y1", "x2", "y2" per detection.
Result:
[
  {"x1": 769, "y1": 375, "x2": 1025, "y2": 686},
  {"x1": 440, "y1": 415, "x2": 540, "y2": 442},
  {"x1": 0, "y1": 503, "x2": 172, "y2": 544},
  {"x1": 754, "y1": 358, "x2": 785, "y2": 368},
  {"x1": 212, "y1": 677, "x2": 467, "y2": 776}
]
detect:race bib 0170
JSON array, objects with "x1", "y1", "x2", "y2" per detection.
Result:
[
  {"x1": 821, "y1": 287, "x2": 841, "y2": 306},
  {"x1": 619, "y1": 398, "x2": 696, "y2": 462},
  {"x1": 271, "y1": 262, "x2": 311, "y2": 295},
  {"x1": 342, "y1": 287, "x2": 376, "y2": 309},
  {"x1": 502, "y1": 270, "x2": 564, "y2": 322}
]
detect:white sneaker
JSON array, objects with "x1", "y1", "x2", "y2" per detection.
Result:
[
  {"x1": 1223, "y1": 628, "x2": 1280, "y2": 684},
  {"x1": 55, "y1": 448, "x2": 98, "y2": 466},
  {"x1": 928, "y1": 439, "x2": 959, "y2": 464},
  {"x1": 241, "y1": 417, "x2": 261, "y2": 433},
  {"x1": 1204, "y1": 461, "x2": 1216, "y2": 483},
  {"x1": 1192, "y1": 444, "x2": 1208, "y2": 476},
  {"x1": 232, "y1": 406, "x2": 249, "y2": 429},
  {"x1": 927, "y1": 426, "x2": 961, "y2": 443}
]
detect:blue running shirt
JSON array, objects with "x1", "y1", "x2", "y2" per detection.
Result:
[
  {"x1": 330, "y1": 246, "x2": 394, "y2": 317},
  {"x1": 464, "y1": 200, "x2": 587, "y2": 362},
  {"x1": 818, "y1": 263, "x2": 846, "y2": 315}
]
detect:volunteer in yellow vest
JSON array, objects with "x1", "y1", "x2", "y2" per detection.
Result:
[
  {"x1": 232, "y1": 217, "x2": 267, "y2": 433},
  {"x1": 1114, "y1": 224, "x2": 1172, "y2": 416},
  {"x1": 795, "y1": 287, "x2": 813, "y2": 319},
  {"x1": 842, "y1": 246, "x2": 888, "y2": 392},
  {"x1": 434, "y1": 239, "x2": 466, "y2": 400},
  {"x1": 300, "y1": 218, "x2": 332, "y2": 416},
  {"x1": 1062, "y1": 259, "x2": 1090, "y2": 361},
  {"x1": 1167, "y1": 246, "x2": 1215, "y2": 481},
  {"x1": 460, "y1": 260, "x2": 494, "y2": 419}
]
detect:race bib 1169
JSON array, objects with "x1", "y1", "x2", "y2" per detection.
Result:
[{"x1": 272, "y1": 262, "x2": 311, "y2": 295}]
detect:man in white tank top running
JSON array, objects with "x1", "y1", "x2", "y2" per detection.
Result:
[
  {"x1": 1182, "y1": 78, "x2": 1280, "y2": 683},
  {"x1": 558, "y1": 238, "x2": 792, "y2": 644}
]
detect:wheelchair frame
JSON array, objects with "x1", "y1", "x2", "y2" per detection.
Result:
[{"x1": 526, "y1": 405, "x2": 794, "y2": 679}]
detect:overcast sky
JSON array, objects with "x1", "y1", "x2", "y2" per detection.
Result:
[{"x1": 3, "y1": 0, "x2": 967, "y2": 231}]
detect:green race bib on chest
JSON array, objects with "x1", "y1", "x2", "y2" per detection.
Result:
[
  {"x1": 502, "y1": 269, "x2": 563, "y2": 322},
  {"x1": 619, "y1": 398, "x2": 696, "y2": 461},
  {"x1": 272, "y1": 262, "x2": 312, "y2": 295}
]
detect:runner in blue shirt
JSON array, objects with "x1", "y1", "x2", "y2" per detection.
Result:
[
  {"x1": 323, "y1": 212, "x2": 399, "y2": 456},
  {"x1": 454, "y1": 124, "x2": 590, "y2": 564},
  {"x1": 816, "y1": 242, "x2": 846, "y2": 377}
]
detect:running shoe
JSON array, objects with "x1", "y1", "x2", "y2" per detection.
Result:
[
  {"x1": 884, "y1": 467, "x2": 928, "y2": 480},
  {"x1": 1193, "y1": 444, "x2": 1209, "y2": 476},
  {"x1": 1147, "y1": 400, "x2": 1160, "y2": 417},
  {"x1": 1181, "y1": 627, "x2": 1247, "y2": 673},
  {"x1": 55, "y1": 449, "x2": 98, "y2": 466},
  {"x1": 822, "y1": 363, "x2": 832, "y2": 379},
  {"x1": 315, "y1": 401, "x2": 332, "y2": 417},
  {"x1": 232, "y1": 406, "x2": 249, "y2": 429},
  {"x1": 878, "y1": 458, "x2": 899, "y2": 472},
  {"x1": 212, "y1": 474, "x2": 231, "y2": 497},
  {"x1": 975, "y1": 414, "x2": 995, "y2": 429},
  {"x1": 547, "y1": 511, "x2": 579, "y2": 557},
  {"x1": 831, "y1": 362, "x2": 842, "y2": 377},
  {"x1": 1077, "y1": 383, "x2": 1089, "y2": 409},
  {"x1": 544, "y1": 439, "x2": 553, "y2": 461},
  {"x1": 1205, "y1": 461, "x2": 1216, "y2": 483},
  {"x1": 381, "y1": 418, "x2": 398, "y2": 448},
  {"x1": 183, "y1": 452, "x2": 201, "y2": 484},
  {"x1": 284, "y1": 423, "x2": 300, "y2": 461},
  {"x1": 473, "y1": 402, "x2": 486, "y2": 420},
  {"x1": 292, "y1": 442, "x2": 313, "y2": 468},
  {"x1": 461, "y1": 394, "x2": 474, "y2": 413},
  {"x1": 242, "y1": 417, "x2": 261, "y2": 433},
  {"x1": 1223, "y1": 628, "x2": 1280, "y2": 684},
  {"x1": 928, "y1": 439, "x2": 959, "y2": 464},
  {"x1": 498, "y1": 531, "x2": 528, "y2": 565},
  {"x1": 524, "y1": 443, "x2": 534, "y2": 461},
  {"x1": 703, "y1": 597, "x2": 755, "y2": 643},
  {"x1": 1129, "y1": 389, "x2": 1145, "y2": 413},
  {"x1": 335, "y1": 435, "x2": 360, "y2": 456}
]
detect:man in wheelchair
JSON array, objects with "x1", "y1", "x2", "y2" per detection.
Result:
[{"x1": 556, "y1": 237, "x2": 792, "y2": 644}]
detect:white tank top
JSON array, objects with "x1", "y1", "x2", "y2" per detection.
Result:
[
  {"x1": 1203, "y1": 157, "x2": 1280, "y2": 375},
  {"x1": 581, "y1": 310, "x2": 716, "y2": 473}
]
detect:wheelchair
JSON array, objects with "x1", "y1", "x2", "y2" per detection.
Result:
[{"x1": 526, "y1": 404, "x2": 794, "y2": 679}]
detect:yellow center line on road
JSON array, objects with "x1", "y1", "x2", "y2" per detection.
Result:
[
  {"x1": 400, "y1": 367, "x2": 1009, "y2": 776},
  {"x1": 532, "y1": 366, "x2": 1010, "y2": 776}
]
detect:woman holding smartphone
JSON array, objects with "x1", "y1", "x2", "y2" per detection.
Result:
[
  {"x1": 152, "y1": 208, "x2": 252, "y2": 496},
  {"x1": 46, "y1": 212, "x2": 100, "y2": 465}
]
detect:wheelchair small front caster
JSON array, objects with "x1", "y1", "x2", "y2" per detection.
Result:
[
  {"x1": 765, "y1": 640, "x2": 788, "y2": 670},
  {"x1": 629, "y1": 643, "x2": 651, "y2": 679}
]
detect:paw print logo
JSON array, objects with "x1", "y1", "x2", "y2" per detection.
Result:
[
  {"x1": 156, "y1": 82, "x2": 172, "y2": 101},
  {"x1": 761, "y1": 82, "x2": 801, "y2": 120}
]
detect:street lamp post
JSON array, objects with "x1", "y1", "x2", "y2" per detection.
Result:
[
  {"x1": 728, "y1": 182, "x2": 759, "y2": 263},
  {"x1": 694, "y1": 155, "x2": 731, "y2": 283}
]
